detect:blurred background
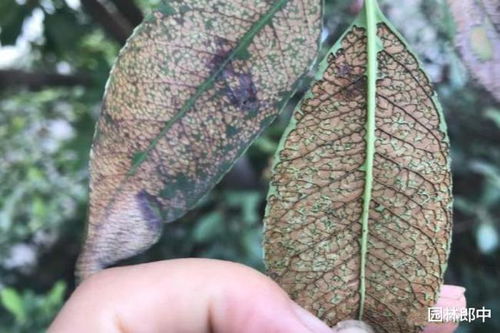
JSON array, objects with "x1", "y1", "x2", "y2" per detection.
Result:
[{"x1": 0, "y1": 0, "x2": 498, "y2": 332}]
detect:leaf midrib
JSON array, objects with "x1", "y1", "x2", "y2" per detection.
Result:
[{"x1": 358, "y1": 0, "x2": 379, "y2": 319}]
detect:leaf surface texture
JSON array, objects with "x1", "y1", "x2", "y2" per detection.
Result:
[
  {"x1": 264, "y1": 3, "x2": 452, "y2": 332},
  {"x1": 77, "y1": 0, "x2": 322, "y2": 280}
]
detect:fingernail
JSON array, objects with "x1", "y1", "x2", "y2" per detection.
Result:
[
  {"x1": 291, "y1": 303, "x2": 332, "y2": 333},
  {"x1": 441, "y1": 285, "x2": 466, "y2": 300},
  {"x1": 332, "y1": 320, "x2": 374, "y2": 333}
]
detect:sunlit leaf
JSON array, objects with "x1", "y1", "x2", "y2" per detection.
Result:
[
  {"x1": 448, "y1": 0, "x2": 500, "y2": 101},
  {"x1": 77, "y1": 0, "x2": 322, "y2": 280},
  {"x1": 192, "y1": 211, "x2": 222, "y2": 242},
  {"x1": 0, "y1": 288, "x2": 26, "y2": 323},
  {"x1": 485, "y1": 107, "x2": 500, "y2": 129},
  {"x1": 45, "y1": 282, "x2": 66, "y2": 308},
  {"x1": 264, "y1": 1, "x2": 452, "y2": 331}
]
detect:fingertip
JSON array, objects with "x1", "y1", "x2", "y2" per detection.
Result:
[
  {"x1": 440, "y1": 285, "x2": 466, "y2": 302},
  {"x1": 423, "y1": 285, "x2": 467, "y2": 333},
  {"x1": 332, "y1": 320, "x2": 374, "y2": 333},
  {"x1": 290, "y1": 302, "x2": 333, "y2": 333},
  {"x1": 423, "y1": 322, "x2": 459, "y2": 333},
  {"x1": 435, "y1": 285, "x2": 467, "y2": 309}
]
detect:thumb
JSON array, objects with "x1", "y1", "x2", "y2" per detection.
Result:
[{"x1": 49, "y1": 259, "x2": 333, "y2": 333}]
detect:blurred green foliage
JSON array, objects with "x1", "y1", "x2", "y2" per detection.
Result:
[
  {"x1": 0, "y1": 282, "x2": 66, "y2": 332},
  {"x1": 0, "y1": 0, "x2": 498, "y2": 332}
]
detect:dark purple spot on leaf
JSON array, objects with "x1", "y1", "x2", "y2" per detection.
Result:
[
  {"x1": 136, "y1": 190, "x2": 163, "y2": 231},
  {"x1": 223, "y1": 71, "x2": 259, "y2": 111}
]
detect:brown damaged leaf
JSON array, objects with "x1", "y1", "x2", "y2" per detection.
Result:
[
  {"x1": 448, "y1": 0, "x2": 500, "y2": 101},
  {"x1": 77, "y1": 0, "x2": 322, "y2": 280},
  {"x1": 264, "y1": 22, "x2": 452, "y2": 333}
]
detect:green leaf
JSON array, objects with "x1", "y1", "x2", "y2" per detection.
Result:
[
  {"x1": 193, "y1": 211, "x2": 222, "y2": 242},
  {"x1": 485, "y1": 107, "x2": 500, "y2": 129},
  {"x1": 0, "y1": 0, "x2": 32, "y2": 45},
  {"x1": 225, "y1": 191, "x2": 261, "y2": 225},
  {"x1": 448, "y1": 0, "x2": 500, "y2": 101},
  {"x1": 45, "y1": 282, "x2": 66, "y2": 307},
  {"x1": 44, "y1": 8, "x2": 88, "y2": 57},
  {"x1": 264, "y1": 1, "x2": 453, "y2": 331},
  {"x1": 1, "y1": 288, "x2": 27, "y2": 323},
  {"x1": 77, "y1": 0, "x2": 323, "y2": 280}
]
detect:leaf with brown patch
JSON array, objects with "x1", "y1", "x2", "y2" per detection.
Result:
[
  {"x1": 448, "y1": 0, "x2": 500, "y2": 101},
  {"x1": 77, "y1": 0, "x2": 322, "y2": 280},
  {"x1": 264, "y1": 1, "x2": 452, "y2": 332}
]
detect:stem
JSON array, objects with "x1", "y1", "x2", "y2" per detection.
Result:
[
  {"x1": 81, "y1": 0, "x2": 132, "y2": 44},
  {"x1": 0, "y1": 70, "x2": 90, "y2": 90},
  {"x1": 358, "y1": 0, "x2": 378, "y2": 319}
]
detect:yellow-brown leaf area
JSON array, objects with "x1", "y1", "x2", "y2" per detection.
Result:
[
  {"x1": 265, "y1": 26, "x2": 367, "y2": 325},
  {"x1": 77, "y1": 0, "x2": 321, "y2": 279},
  {"x1": 264, "y1": 24, "x2": 452, "y2": 332}
]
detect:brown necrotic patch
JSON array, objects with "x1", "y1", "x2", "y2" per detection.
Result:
[{"x1": 264, "y1": 23, "x2": 452, "y2": 333}]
